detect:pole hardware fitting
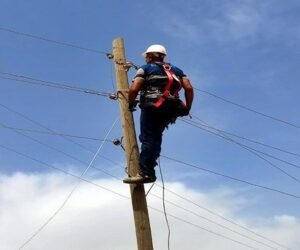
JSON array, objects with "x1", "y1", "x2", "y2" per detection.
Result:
[
  {"x1": 109, "y1": 93, "x2": 118, "y2": 100},
  {"x1": 108, "y1": 90, "x2": 129, "y2": 101},
  {"x1": 106, "y1": 53, "x2": 114, "y2": 59},
  {"x1": 122, "y1": 62, "x2": 139, "y2": 72},
  {"x1": 113, "y1": 137, "x2": 125, "y2": 151},
  {"x1": 115, "y1": 60, "x2": 139, "y2": 72},
  {"x1": 113, "y1": 138, "x2": 122, "y2": 146}
]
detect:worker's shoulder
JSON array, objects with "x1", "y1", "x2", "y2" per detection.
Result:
[
  {"x1": 169, "y1": 64, "x2": 186, "y2": 77},
  {"x1": 138, "y1": 63, "x2": 185, "y2": 76},
  {"x1": 170, "y1": 64, "x2": 183, "y2": 71},
  {"x1": 139, "y1": 63, "x2": 160, "y2": 70},
  {"x1": 138, "y1": 63, "x2": 163, "y2": 75}
]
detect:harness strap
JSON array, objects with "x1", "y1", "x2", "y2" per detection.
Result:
[{"x1": 153, "y1": 63, "x2": 178, "y2": 108}]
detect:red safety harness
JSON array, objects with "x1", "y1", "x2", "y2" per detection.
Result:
[{"x1": 152, "y1": 63, "x2": 182, "y2": 108}]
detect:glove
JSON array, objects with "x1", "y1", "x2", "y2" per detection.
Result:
[
  {"x1": 128, "y1": 103, "x2": 136, "y2": 112},
  {"x1": 128, "y1": 100, "x2": 139, "y2": 112},
  {"x1": 177, "y1": 102, "x2": 190, "y2": 117}
]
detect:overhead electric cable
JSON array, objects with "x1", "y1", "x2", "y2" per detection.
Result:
[
  {"x1": 0, "y1": 26, "x2": 109, "y2": 55},
  {"x1": 0, "y1": 72, "x2": 111, "y2": 97},
  {"x1": 0, "y1": 142, "x2": 288, "y2": 249},
  {"x1": 161, "y1": 155, "x2": 300, "y2": 200},
  {"x1": 185, "y1": 117, "x2": 300, "y2": 170},
  {"x1": 18, "y1": 117, "x2": 118, "y2": 250},
  {"x1": 4, "y1": 126, "x2": 120, "y2": 181},
  {"x1": 6, "y1": 126, "x2": 288, "y2": 249},
  {"x1": 0, "y1": 100, "x2": 292, "y2": 247},
  {"x1": 150, "y1": 206, "x2": 261, "y2": 250},
  {"x1": 1, "y1": 103, "x2": 296, "y2": 246},
  {"x1": 0, "y1": 144, "x2": 270, "y2": 250},
  {"x1": 4, "y1": 128, "x2": 291, "y2": 249},
  {"x1": 0, "y1": 144, "x2": 128, "y2": 200},
  {"x1": 191, "y1": 115, "x2": 300, "y2": 158},
  {"x1": 0, "y1": 102, "x2": 126, "y2": 176},
  {"x1": 0, "y1": 123, "x2": 111, "y2": 142},
  {"x1": 181, "y1": 118, "x2": 300, "y2": 184},
  {"x1": 5, "y1": 124, "x2": 287, "y2": 249},
  {"x1": 158, "y1": 159, "x2": 171, "y2": 250},
  {"x1": 156, "y1": 183, "x2": 290, "y2": 250},
  {"x1": 0, "y1": 102, "x2": 107, "y2": 155},
  {"x1": 195, "y1": 87, "x2": 300, "y2": 129},
  {"x1": 4, "y1": 129, "x2": 278, "y2": 249},
  {"x1": 150, "y1": 192, "x2": 281, "y2": 250}
]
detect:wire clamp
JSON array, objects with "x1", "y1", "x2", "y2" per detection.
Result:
[
  {"x1": 115, "y1": 60, "x2": 139, "y2": 72},
  {"x1": 122, "y1": 62, "x2": 139, "y2": 72},
  {"x1": 113, "y1": 138, "x2": 122, "y2": 146},
  {"x1": 113, "y1": 137, "x2": 125, "y2": 151},
  {"x1": 109, "y1": 93, "x2": 118, "y2": 100},
  {"x1": 106, "y1": 53, "x2": 114, "y2": 59}
]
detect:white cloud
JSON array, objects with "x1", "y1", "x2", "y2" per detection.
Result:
[
  {"x1": 0, "y1": 172, "x2": 299, "y2": 250},
  {"x1": 274, "y1": 214, "x2": 298, "y2": 226},
  {"x1": 155, "y1": 0, "x2": 298, "y2": 46}
]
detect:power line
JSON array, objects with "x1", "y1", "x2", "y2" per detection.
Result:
[
  {"x1": 156, "y1": 183, "x2": 290, "y2": 250},
  {"x1": 0, "y1": 144, "x2": 271, "y2": 250},
  {"x1": 6, "y1": 114, "x2": 299, "y2": 174},
  {"x1": 0, "y1": 97, "x2": 292, "y2": 246},
  {"x1": 0, "y1": 123, "x2": 112, "y2": 142},
  {"x1": 161, "y1": 155, "x2": 300, "y2": 200},
  {"x1": 0, "y1": 118, "x2": 288, "y2": 249},
  {"x1": 181, "y1": 118, "x2": 300, "y2": 184},
  {"x1": 4, "y1": 133, "x2": 292, "y2": 250},
  {"x1": 0, "y1": 26, "x2": 110, "y2": 55},
  {"x1": 0, "y1": 102, "x2": 126, "y2": 175},
  {"x1": 150, "y1": 192, "x2": 282, "y2": 250},
  {"x1": 5, "y1": 124, "x2": 275, "y2": 249},
  {"x1": 0, "y1": 102, "x2": 110, "y2": 155},
  {"x1": 191, "y1": 115, "x2": 300, "y2": 158},
  {"x1": 5, "y1": 119, "x2": 287, "y2": 249},
  {"x1": 3, "y1": 125, "x2": 121, "y2": 181},
  {"x1": 149, "y1": 206, "x2": 261, "y2": 250},
  {"x1": 18, "y1": 116, "x2": 119, "y2": 250},
  {"x1": 155, "y1": 160, "x2": 284, "y2": 250},
  {"x1": 195, "y1": 87, "x2": 300, "y2": 129},
  {"x1": 185, "y1": 117, "x2": 300, "y2": 170},
  {"x1": 157, "y1": 159, "x2": 171, "y2": 250},
  {"x1": 5, "y1": 124, "x2": 290, "y2": 249},
  {"x1": 0, "y1": 72, "x2": 112, "y2": 97}
]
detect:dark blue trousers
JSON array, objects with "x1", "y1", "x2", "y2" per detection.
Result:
[{"x1": 139, "y1": 107, "x2": 168, "y2": 178}]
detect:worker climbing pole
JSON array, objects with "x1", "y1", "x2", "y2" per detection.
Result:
[
  {"x1": 111, "y1": 37, "x2": 193, "y2": 249},
  {"x1": 123, "y1": 44, "x2": 194, "y2": 184}
]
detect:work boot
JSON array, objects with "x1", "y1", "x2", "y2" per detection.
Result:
[
  {"x1": 123, "y1": 174, "x2": 144, "y2": 184},
  {"x1": 123, "y1": 174, "x2": 156, "y2": 184},
  {"x1": 143, "y1": 176, "x2": 157, "y2": 183}
]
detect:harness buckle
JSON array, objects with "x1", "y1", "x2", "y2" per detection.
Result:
[{"x1": 163, "y1": 64, "x2": 171, "y2": 70}]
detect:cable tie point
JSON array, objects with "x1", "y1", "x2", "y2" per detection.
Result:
[
  {"x1": 106, "y1": 53, "x2": 114, "y2": 59},
  {"x1": 109, "y1": 93, "x2": 118, "y2": 100},
  {"x1": 113, "y1": 138, "x2": 122, "y2": 146}
]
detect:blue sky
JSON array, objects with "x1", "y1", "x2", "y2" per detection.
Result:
[{"x1": 0, "y1": 0, "x2": 300, "y2": 249}]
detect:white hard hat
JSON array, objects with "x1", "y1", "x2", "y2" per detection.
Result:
[{"x1": 142, "y1": 44, "x2": 167, "y2": 57}]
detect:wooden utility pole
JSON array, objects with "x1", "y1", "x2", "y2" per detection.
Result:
[{"x1": 112, "y1": 37, "x2": 154, "y2": 250}]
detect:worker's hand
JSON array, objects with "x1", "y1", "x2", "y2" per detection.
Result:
[
  {"x1": 128, "y1": 99, "x2": 139, "y2": 112},
  {"x1": 177, "y1": 102, "x2": 190, "y2": 116},
  {"x1": 128, "y1": 104, "x2": 136, "y2": 112}
]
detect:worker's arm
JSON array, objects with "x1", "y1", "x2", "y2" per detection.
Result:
[
  {"x1": 128, "y1": 77, "x2": 144, "y2": 110},
  {"x1": 181, "y1": 77, "x2": 194, "y2": 110}
]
